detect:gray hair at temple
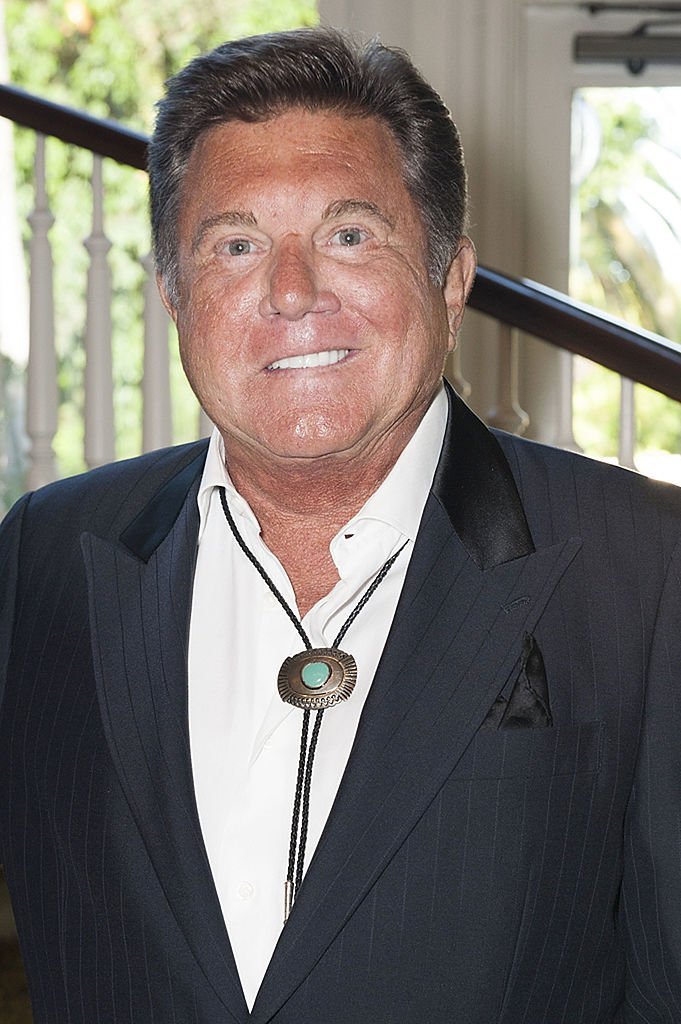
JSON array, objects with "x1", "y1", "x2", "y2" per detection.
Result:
[{"x1": 149, "y1": 26, "x2": 468, "y2": 304}]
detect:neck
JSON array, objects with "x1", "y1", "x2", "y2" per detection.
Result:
[
  {"x1": 221, "y1": 428, "x2": 420, "y2": 616},
  {"x1": 223, "y1": 436, "x2": 409, "y2": 540}
]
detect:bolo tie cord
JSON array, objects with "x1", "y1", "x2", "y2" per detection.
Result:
[{"x1": 219, "y1": 486, "x2": 407, "y2": 920}]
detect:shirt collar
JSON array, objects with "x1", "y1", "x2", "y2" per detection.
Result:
[
  {"x1": 196, "y1": 383, "x2": 448, "y2": 549},
  {"x1": 196, "y1": 430, "x2": 247, "y2": 544},
  {"x1": 336, "y1": 383, "x2": 447, "y2": 545}
]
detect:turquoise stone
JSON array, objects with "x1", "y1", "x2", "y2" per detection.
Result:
[{"x1": 301, "y1": 660, "x2": 331, "y2": 689}]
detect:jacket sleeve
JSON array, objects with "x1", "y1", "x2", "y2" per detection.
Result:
[{"x1": 620, "y1": 535, "x2": 681, "y2": 1018}]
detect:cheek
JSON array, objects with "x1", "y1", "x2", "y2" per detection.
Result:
[
  {"x1": 364, "y1": 285, "x2": 446, "y2": 366},
  {"x1": 182, "y1": 262, "x2": 259, "y2": 331},
  {"x1": 349, "y1": 258, "x2": 436, "y2": 331},
  {"x1": 176, "y1": 281, "x2": 255, "y2": 376}
]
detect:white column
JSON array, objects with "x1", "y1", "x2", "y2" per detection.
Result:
[
  {"x1": 141, "y1": 253, "x2": 172, "y2": 452},
  {"x1": 26, "y1": 134, "x2": 58, "y2": 490},
  {"x1": 83, "y1": 155, "x2": 115, "y2": 469}
]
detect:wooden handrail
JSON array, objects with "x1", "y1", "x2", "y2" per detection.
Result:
[
  {"x1": 471, "y1": 268, "x2": 681, "y2": 403},
  {"x1": 2, "y1": 82, "x2": 681, "y2": 402},
  {"x1": 0, "y1": 83, "x2": 147, "y2": 169}
]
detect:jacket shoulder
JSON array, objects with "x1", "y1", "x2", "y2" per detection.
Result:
[
  {"x1": 3, "y1": 440, "x2": 209, "y2": 546},
  {"x1": 494, "y1": 429, "x2": 681, "y2": 549}
]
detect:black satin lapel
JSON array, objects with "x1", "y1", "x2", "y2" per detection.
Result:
[
  {"x1": 252, "y1": 498, "x2": 581, "y2": 1024},
  {"x1": 433, "y1": 382, "x2": 534, "y2": 569},
  {"x1": 120, "y1": 446, "x2": 207, "y2": 562},
  {"x1": 81, "y1": 492, "x2": 248, "y2": 1022}
]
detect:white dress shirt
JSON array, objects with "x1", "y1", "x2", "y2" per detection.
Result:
[{"x1": 188, "y1": 385, "x2": 447, "y2": 1009}]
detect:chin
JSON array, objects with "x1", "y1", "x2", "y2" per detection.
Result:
[{"x1": 260, "y1": 416, "x2": 361, "y2": 462}]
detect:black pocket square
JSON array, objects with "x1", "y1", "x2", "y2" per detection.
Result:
[{"x1": 481, "y1": 633, "x2": 553, "y2": 730}]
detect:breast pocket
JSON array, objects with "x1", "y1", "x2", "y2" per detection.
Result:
[{"x1": 450, "y1": 721, "x2": 604, "y2": 781}]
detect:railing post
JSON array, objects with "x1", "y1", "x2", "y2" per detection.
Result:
[
  {"x1": 26, "y1": 134, "x2": 58, "y2": 490},
  {"x1": 485, "y1": 324, "x2": 529, "y2": 434},
  {"x1": 141, "y1": 252, "x2": 172, "y2": 452},
  {"x1": 557, "y1": 350, "x2": 580, "y2": 452},
  {"x1": 83, "y1": 154, "x2": 115, "y2": 469},
  {"x1": 619, "y1": 377, "x2": 636, "y2": 469}
]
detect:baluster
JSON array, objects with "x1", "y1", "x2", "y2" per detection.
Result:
[
  {"x1": 26, "y1": 134, "x2": 58, "y2": 489},
  {"x1": 618, "y1": 377, "x2": 636, "y2": 469},
  {"x1": 485, "y1": 324, "x2": 529, "y2": 434},
  {"x1": 83, "y1": 155, "x2": 115, "y2": 469},
  {"x1": 141, "y1": 252, "x2": 172, "y2": 451},
  {"x1": 556, "y1": 350, "x2": 580, "y2": 451}
]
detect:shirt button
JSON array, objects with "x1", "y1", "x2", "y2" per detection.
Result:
[{"x1": 238, "y1": 881, "x2": 255, "y2": 900}]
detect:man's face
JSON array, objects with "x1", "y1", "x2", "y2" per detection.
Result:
[{"x1": 165, "y1": 109, "x2": 475, "y2": 468}]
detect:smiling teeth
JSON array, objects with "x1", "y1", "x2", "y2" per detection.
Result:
[{"x1": 268, "y1": 349, "x2": 350, "y2": 370}]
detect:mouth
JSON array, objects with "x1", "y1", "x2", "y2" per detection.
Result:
[{"x1": 266, "y1": 348, "x2": 351, "y2": 371}]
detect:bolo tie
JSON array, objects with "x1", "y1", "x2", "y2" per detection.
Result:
[{"x1": 219, "y1": 486, "x2": 407, "y2": 922}]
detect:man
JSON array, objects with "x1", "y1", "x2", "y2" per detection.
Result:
[{"x1": 0, "y1": 27, "x2": 680, "y2": 1024}]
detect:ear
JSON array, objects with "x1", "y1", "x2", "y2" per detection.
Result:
[
  {"x1": 443, "y1": 236, "x2": 477, "y2": 351},
  {"x1": 157, "y1": 273, "x2": 179, "y2": 325}
]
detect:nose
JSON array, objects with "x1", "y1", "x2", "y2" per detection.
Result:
[{"x1": 259, "y1": 240, "x2": 340, "y2": 320}]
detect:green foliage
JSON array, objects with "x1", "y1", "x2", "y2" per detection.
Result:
[
  {"x1": 571, "y1": 88, "x2": 681, "y2": 470},
  {"x1": 4, "y1": 0, "x2": 318, "y2": 488},
  {"x1": 572, "y1": 361, "x2": 620, "y2": 459},
  {"x1": 6, "y1": 0, "x2": 318, "y2": 129}
]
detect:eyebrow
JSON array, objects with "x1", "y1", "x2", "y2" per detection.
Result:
[
  {"x1": 191, "y1": 210, "x2": 257, "y2": 254},
  {"x1": 322, "y1": 199, "x2": 394, "y2": 229}
]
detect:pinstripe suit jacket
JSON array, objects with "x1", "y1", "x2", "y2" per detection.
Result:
[{"x1": 1, "y1": 389, "x2": 680, "y2": 1023}]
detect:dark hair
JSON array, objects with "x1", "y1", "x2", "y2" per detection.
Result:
[{"x1": 149, "y1": 27, "x2": 467, "y2": 301}]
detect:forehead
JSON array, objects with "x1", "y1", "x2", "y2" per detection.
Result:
[{"x1": 178, "y1": 108, "x2": 421, "y2": 231}]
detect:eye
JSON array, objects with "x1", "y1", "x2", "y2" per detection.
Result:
[
  {"x1": 332, "y1": 227, "x2": 366, "y2": 247},
  {"x1": 225, "y1": 239, "x2": 253, "y2": 256}
]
